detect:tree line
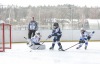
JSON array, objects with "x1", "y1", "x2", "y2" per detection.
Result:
[{"x1": 0, "y1": 4, "x2": 100, "y2": 25}]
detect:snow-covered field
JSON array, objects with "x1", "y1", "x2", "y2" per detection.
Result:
[{"x1": 0, "y1": 42, "x2": 100, "y2": 64}]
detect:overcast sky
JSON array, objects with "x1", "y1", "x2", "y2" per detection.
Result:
[{"x1": 0, "y1": 0, "x2": 100, "y2": 7}]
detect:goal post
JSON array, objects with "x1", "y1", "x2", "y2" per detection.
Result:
[{"x1": 0, "y1": 23, "x2": 12, "y2": 52}]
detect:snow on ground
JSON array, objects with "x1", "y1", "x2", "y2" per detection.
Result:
[{"x1": 0, "y1": 42, "x2": 100, "y2": 64}]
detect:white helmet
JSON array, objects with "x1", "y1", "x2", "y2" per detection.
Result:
[
  {"x1": 80, "y1": 28, "x2": 85, "y2": 30},
  {"x1": 80, "y1": 28, "x2": 86, "y2": 32},
  {"x1": 35, "y1": 31, "x2": 40, "y2": 35}
]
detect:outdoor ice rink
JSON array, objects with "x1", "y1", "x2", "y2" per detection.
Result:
[{"x1": 0, "y1": 42, "x2": 100, "y2": 64}]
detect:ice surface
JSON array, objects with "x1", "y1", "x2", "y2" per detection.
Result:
[{"x1": 0, "y1": 42, "x2": 100, "y2": 64}]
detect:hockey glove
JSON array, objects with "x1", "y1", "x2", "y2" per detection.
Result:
[
  {"x1": 52, "y1": 33, "x2": 57, "y2": 36},
  {"x1": 48, "y1": 35, "x2": 52, "y2": 38},
  {"x1": 87, "y1": 36, "x2": 91, "y2": 40},
  {"x1": 92, "y1": 31, "x2": 95, "y2": 34}
]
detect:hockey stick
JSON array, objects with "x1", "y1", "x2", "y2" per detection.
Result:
[
  {"x1": 36, "y1": 38, "x2": 48, "y2": 49},
  {"x1": 24, "y1": 37, "x2": 30, "y2": 45},
  {"x1": 24, "y1": 37, "x2": 34, "y2": 52},
  {"x1": 63, "y1": 43, "x2": 79, "y2": 51}
]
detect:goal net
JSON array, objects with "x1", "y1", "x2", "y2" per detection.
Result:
[{"x1": 0, "y1": 23, "x2": 12, "y2": 52}]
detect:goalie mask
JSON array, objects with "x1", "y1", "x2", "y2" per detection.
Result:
[
  {"x1": 81, "y1": 28, "x2": 85, "y2": 31},
  {"x1": 35, "y1": 31, "x2": 40, "y2": 35},
  {"x1": 53, "y1": 22, "x2": 59, "y2": 29}
]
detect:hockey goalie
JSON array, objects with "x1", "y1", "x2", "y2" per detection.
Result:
[{"x1": 26, "y1": 31, "x2": 45, "y2": 50}]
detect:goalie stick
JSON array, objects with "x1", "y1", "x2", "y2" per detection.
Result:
[
  {"x1": 24, "y1": 37, "x2": 34, "y2": 52},
  {"x1": 36, "y1": 38, "x2": 48, "y2": 49},
  {"x1": 24, "y1": 37, "x2": 31, "y2": 45}
]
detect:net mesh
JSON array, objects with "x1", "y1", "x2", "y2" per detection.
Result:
[
  {"x1": 0, "y1": 24, "x2": 4, "y2": 52},
  {"x1": 0, "y1": 23, "x2": 11, "y2": 52}
]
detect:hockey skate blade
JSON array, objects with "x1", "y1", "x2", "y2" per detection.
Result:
[{"x1": 58, "y1": 49, "x2": 65, "y2": 51}]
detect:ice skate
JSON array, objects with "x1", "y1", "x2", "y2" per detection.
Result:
[
  {"x1": 49, "y1": 47, "x2": 54, "y2": 50},
  {"x1": 58, "y1": 46, "x2": 65, "y2": 51},
  {"x1": 85, "y1": 46, "x2": 87, "y2": 50},
  {"x1": 76, "y1": 47, "x2": 80, "y2": 49},
  {"x1": 49, "y1": 43, "x2": 55, "y2": 50}
]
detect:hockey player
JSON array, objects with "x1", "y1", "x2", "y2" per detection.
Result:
[
  {"x1": 29, "y1": 31, "x2": 41, "y2": 47},
  {"x1": 76, "y1": 28, "x2": 95, "y2": 50},
  {"x1": 48, "y1": 22, "x2": 64, "y2": 51}
]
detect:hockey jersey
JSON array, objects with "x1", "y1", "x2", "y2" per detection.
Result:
[
  {"x1": 31, "y1": 35, "x2": 41, "y2": 44},
  {"x1": 28, "y1": 21, "x2": 38, "y2": 30},
  {"x1": 51, "y1": 27, "x2": 62, "y2": 36}
]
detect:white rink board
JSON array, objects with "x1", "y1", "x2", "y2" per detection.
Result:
[
  {"x1": 11, "y1": 30, "x2": 100, "y2": 42},
  {"x1": 0, "y1": 42, "x2": 100, "y2": 64}
]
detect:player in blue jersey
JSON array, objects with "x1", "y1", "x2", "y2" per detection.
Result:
[{"x1": 48, "y1": 22, "x2": 64, "y2": 51}]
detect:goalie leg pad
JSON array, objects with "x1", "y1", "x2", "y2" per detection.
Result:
[{"x1": 30, "y1": 45, "x2": 46, "y2": 50}]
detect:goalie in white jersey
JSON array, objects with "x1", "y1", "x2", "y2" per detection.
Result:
[
  {"x1": 30, "y1": 31, "x2": 41, "y2": 46},
  {"x1": 76, "y1": 28, "x2": 95, "y2": 50}
]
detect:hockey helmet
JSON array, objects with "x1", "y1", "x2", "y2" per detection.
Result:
[
  {"x1": 80, "y1": 28, "x2": 86, "y2": 33},
  {"x1": 35, "y1": 31, "x2": 40, "y2": 35},
  {"x1": 80, "y1": 28, "x2": 85, "y2": 31},
  {"x1": 53, "y1": 22, "x2": 59, "y2": 27}
]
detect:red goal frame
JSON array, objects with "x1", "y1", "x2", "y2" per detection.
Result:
[{"x1": 0, "y1": 23, "x2": 12, "y2": 52}]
